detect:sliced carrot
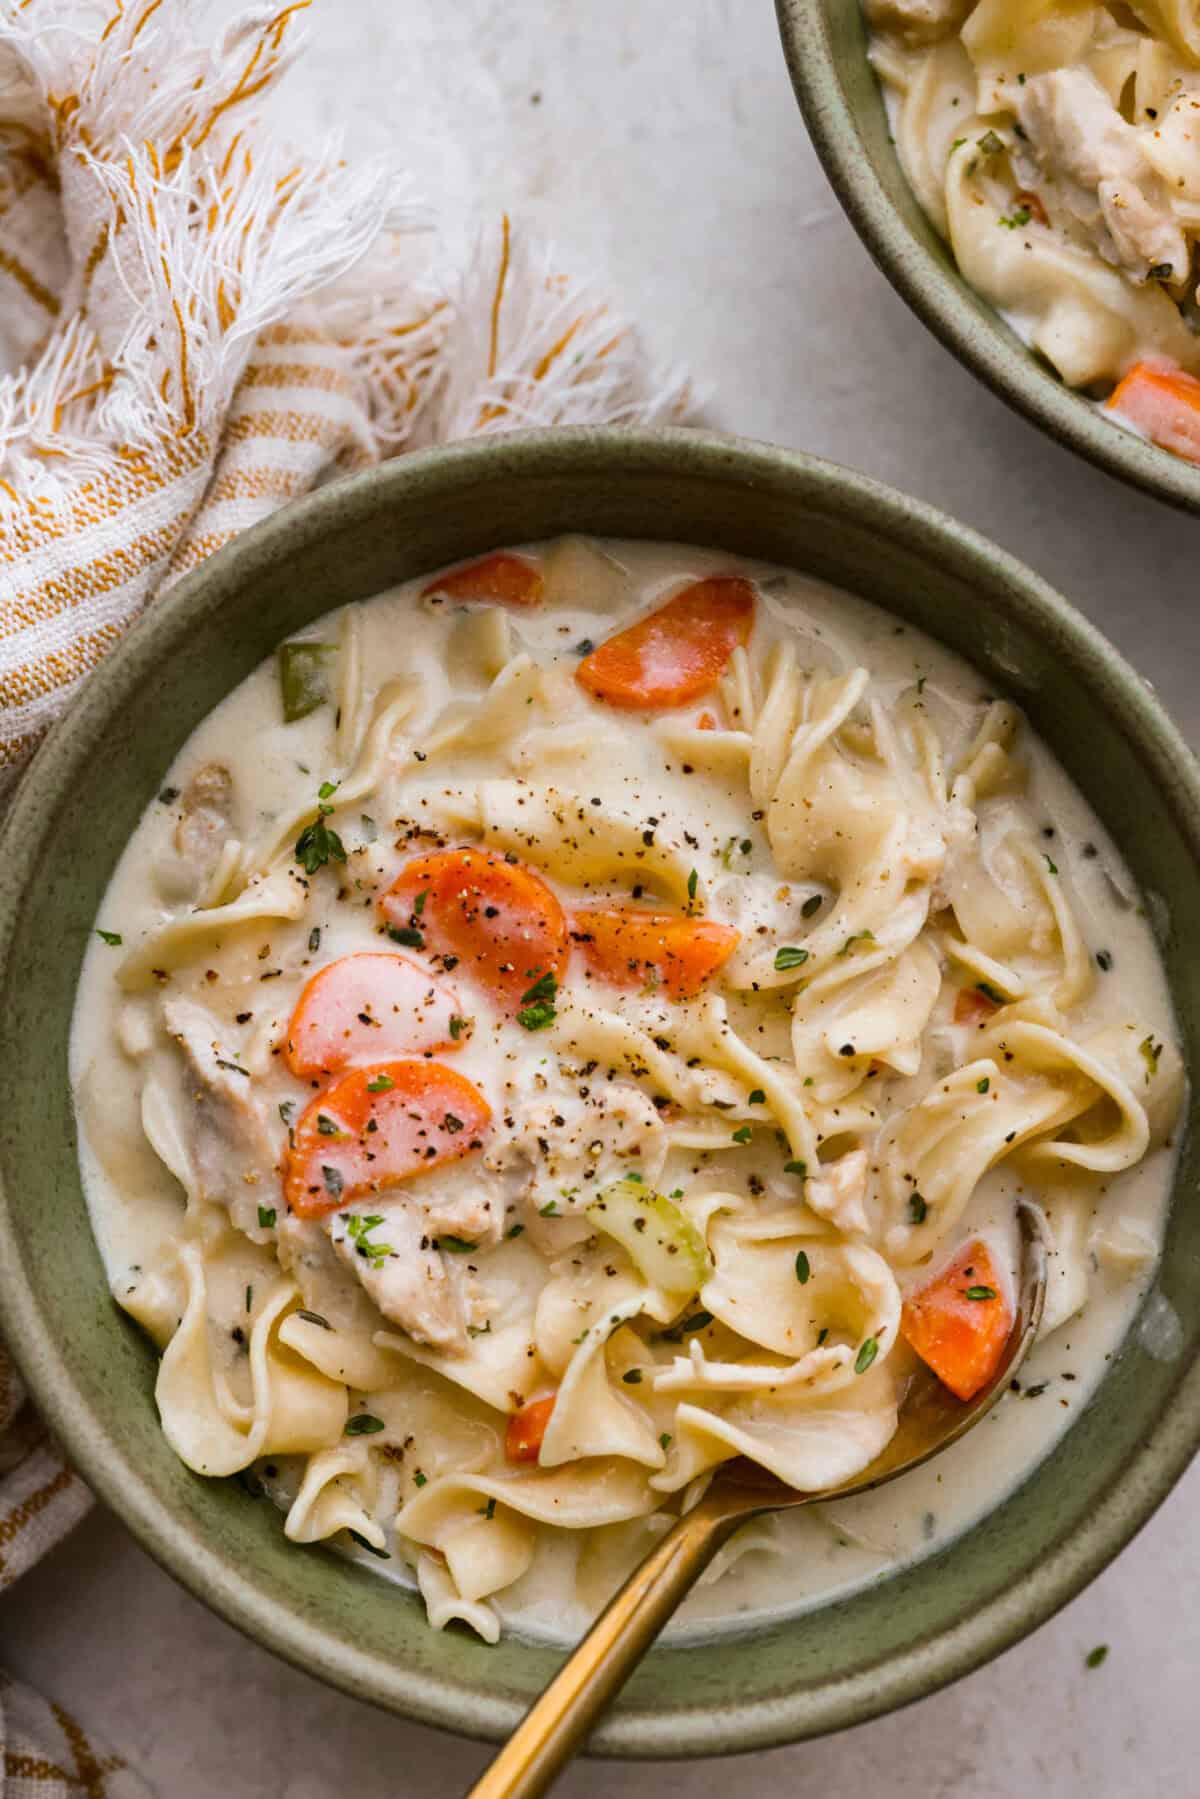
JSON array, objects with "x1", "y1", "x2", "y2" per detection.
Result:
[
  {"x1": 284, "y1": 953, "x2": 462, "y2": 1077},
  {"x1": 421, "y1": 551, "x2": 543, "y2": 608},
  {"x1": 901, "y1": 1239, "x2": 1012, "y2": 1403},
  {"x1": 576, "y1": 576, "x2": 755, "y2": 710},
  {"x1": 283, "y1": 1060, "x2": 490, "y2": 1218},
  {"x1": 1108, "y1": 362, "x2": 1200, "y2": 466},
  {"x1": 571, "y1": 908, "x2": 739, "y2": 1000},
  {"x1": 954, "y1": 985, "x2": 1001, "y2": 1027},
  {"x1": 379, "y1": 847, "x2": 569, "y2": 1010},
  {"x1": 505, "y1": 1395, "x2": 556, "y2": 1463}
]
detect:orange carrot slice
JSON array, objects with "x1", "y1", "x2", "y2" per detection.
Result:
[
  {"x1": 954, "y1": 985, "x2": 1001, "y2": 1027},
  {"x1": 901, "y1": 1238, "x2": 1012, "y2": 1402},
  {"x1": 576, "y1": 576, "x2": 755, "y2": 710},
  {"x1": 283, "y1": 1060, "x2": 491, "y2": 1218},
  {"x1": 380, "y1": 847, "x2": 568, "y2": 1011},
  {"x1": 283, "y1": 953, "x2": 462, "y2": 1077},
  {"x1": 505, "y1": 1395, "x2": 557, "y2": 1463},
  {"x1": 421, "y1": 552, "x2": 544, "y2": 608},
  {"x1": 571, "y1": 908, "x2": 739, "y2": 1000},
  {"x1": 1108, "y1": 362, "x2": 1200, "y2": 465}
]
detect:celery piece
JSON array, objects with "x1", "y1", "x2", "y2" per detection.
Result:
[
  {"x1": 278, "y1": 642, "x2": 335, "y2": 722},
  {"x1": 586, "y1": 1179, "x2": 710, "y2": 1295}
]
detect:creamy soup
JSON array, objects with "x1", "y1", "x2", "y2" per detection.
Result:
[
  {"x1": 866, "y1": 0, "x2": 1200, "y2": 469},
  {"x1": 71, "y1": 537, "x2": 1184, "y2": 1645}
]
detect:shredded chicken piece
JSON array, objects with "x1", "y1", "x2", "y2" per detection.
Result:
[
  {"x1": 806, "y1": 1148, "x2": 871, "y2": 1236},
  {"x1": 162, "y1": 996, "x2": 276, "y2": 1228},
  {"x1": 175, "y1": 762, "x2": 234, "y2": 867},
  {"x1": 1017, "y1": 69, "x2": 1188, "y2": 284},
  {"x1": 864, "y1": 0, "x2": 971, "y2": 46}
]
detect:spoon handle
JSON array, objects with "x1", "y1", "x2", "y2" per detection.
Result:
[{"x1": 464, "y1": 1497, "x2": 746, "y2": 1799}]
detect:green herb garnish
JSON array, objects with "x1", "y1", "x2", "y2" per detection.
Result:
[
  {"x1": 732, "y1": 1124, "x2": 752, "y2": 1144},
  {"x1": 517, "y1": 968, "x2": 558, "y2": 1031},
  {"x1": 386, "y1": 925, "x2": 424, "y2": 948},
  {"x1": 344, "y1": 1414, "x2": 385, "y2": 1436},
  {"x1": 909, "y1": 1192, "x2": 928, "y2": 1224},
  {"x1": 1085, "y1": 1644, "x2": 1109, "y2": 1669},
  {"x1": 965, "y1": 1285, "x2": 997, "y2": 1302},
  {"x1": 344, "y1": 1211, "x2": 392, "y2": 1265},
  {"x1": 437, "y1": 1235, "x2": 478, "y2": 1254},
  {"x1": 977, "y1": 1077, "x2": 990, "y2": 1094},
  {"x1": 774, "y1": 945, "x2": 809, "y2": 971},
  {"x1": 366, "y1": 1073, "x2": 394, "y2": 1093},
  {"x1": 855, "y1": 1337, "x2": 879, "y2": 1375},
  {"x1": 784, "y1": 1159, "x2": 807, "y2": 1177},
  {"x1": 801, "y1": 893, "x2": 822, "y2": 918},
  {"x1": 258, "y1": 1205, "x2": 277, "y2": 1229},
  {"x1": 295, "y1": 785, "x2": 347, "y2": 875},
  {"x1": 795, "y1": 1250, "x2": 810, "y2": 1285},
  {"x1": 96, "y1": 928, "x2": 123, "y2": 946}
]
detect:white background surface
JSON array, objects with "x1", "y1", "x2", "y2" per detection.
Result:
[{"x1": 4, "y1": 2, "x2": 1198, "y2": 1793}]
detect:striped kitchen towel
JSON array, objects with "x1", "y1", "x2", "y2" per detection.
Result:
[{"x1": 0, "y1": 1, "x2": 688, "y2": 1788}]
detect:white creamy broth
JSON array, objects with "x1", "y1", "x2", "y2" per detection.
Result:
[{"x1": 71, "y1": 536, "x2": 1184, "y2": 1646}]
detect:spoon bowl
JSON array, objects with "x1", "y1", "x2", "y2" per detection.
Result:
[{"x1": 468, "y1": 1202, "x2": 1048, "y2": 1799}]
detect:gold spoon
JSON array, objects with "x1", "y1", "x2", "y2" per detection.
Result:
[{"x1": 466, "y1": 1201, "x2": 1048, "y2": 1799}]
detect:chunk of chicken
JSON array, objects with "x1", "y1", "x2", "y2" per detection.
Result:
[
  {"x1": 162, "y1": 996, "x2": 276, "y2": 1236},
  {"x1": 328, "y1": 1202, "x2": 465, "y2": 1352},
  {"x1": 864, "y1": 0, "x2": 972, "y2": 46},
  {"x1": 1017, "y1": 70, "x2": 1188, "y2": 284},
  {"x1": 805, "y1": 1148, "x2": 871, "y2": 1236},
  {"x1": 176, "y1": 762, "x2": 234, "y2": 867},
  {"x1": 484, "y1": 1076, "x2": 666, "y2": 1250}
]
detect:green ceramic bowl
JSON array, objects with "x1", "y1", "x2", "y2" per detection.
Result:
[
  {"x1": 776, "y1": 0, "x2": 1200, "y2": 516},
  {"x1": 1, "y1": 429, "x2": 1198, "y2": 1756}
]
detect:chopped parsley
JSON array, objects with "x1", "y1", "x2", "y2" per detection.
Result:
[
  {"x1": 308, "y1": 926, "x2": 321, "y2": 954},
  {"x1": 321, "y1": 1165, "x2": 344, "y2": 1201},
  {"x1": 386, "y1": 925, "x2": 425, "y2": 948},
  {"x1": 748, "y1": 1089, "x2": 766, "y2": 1104},
  {"x1": 1148, "y1": 262, "x2": 1174, "y2": 281},
  {"x1": 622, "y1": 1368, "x2": 644, "y2": 1384},
  {"x1": 774, "y1": 945, "x2": 809, "y2": 971},
  {"x1": 784, "y1": 1159, "x2": 807, "y2": 1177},
  {"x1": 855, "y1": 1337, "x2": 879, "y2": 1375},
  {"x1": 436, "y1": 1234, "x2": 478, "y2": 1253},
  {"x1": 344, "y1": 1212, "x2": 393, "y2": 1266},
  {"x1": 965, "y1": 1286, "x2": 998, "y2": 1302},
  {"x1": 687, "y1": 867, "x2": 699, "y2": 904},
  {"x1": 801, "y1": 893, "x2": 823, "y2": 918},
  {"x1": 1140, "y1": 1035, "x2": 1163, "y2": 1083},
  {"x1": 297, "y1": 1309, "x2": 331, "y2": 1330},
  {"x1": 977, "y1": 128, "x2": 1005, "y2": 156},
  {"x1": 366, "y1": 1073, "x2": 394, "y2": 1093},
  {"x1": 449, "y1": 1015, "x2": 469, "y2": 1040},
  {"x1": 344, "y1": 1414, "x2": 385, "y2": 1436},
  {"x1": 295, "y1": 785, "x2": 347, "y2": 875},
  {"x1": 1096, "y1": 950, "x2": 1113, "y2": 972},
  {"x1": 539, "y1": 1199, "x2": 560, "y2": 1217},
  {"x1": 1085, "y1": 1644, "x2": 1109, "y2": 1669},
  {"x1": 998, "y1": 207, "x2": 1031, "y2": 229},
  {"x1": 977, "y1": 1077, "x2": 990, "y2": 1094},
  {"x1": 976, "y1": 981, "x2": 1005, "y2": 1006},
  {"x1": 731, "y1": 1124, "x2": 753, "y2": 1144},
  {"x1": 1044, "y1": 853, "x2": 1058, "y2": 875},
  {"x1": 517, "y1": 968, "x2": 558, "y2": 1031},
  {"x1": 794, "y1": 1250, "x2": 810, "y2": 1285},
  {"x1": 909, "y1": 1192, "x2": 928, "y2": 1224},
  {"x1": 316, "y1": 1113, "x2": 340, "y2": 1136},
  {"x1": 659, "y1": 1433, "x2": 672, "y2": 1451},
  {"x1": 505, "y1": 1222, "x2": 525, "y2": 1239},
  {"x1": 96, "y1": 928, "x2": 123, "y2": 946},
  {"x1": 837, "y1": 930, "x2": 875, "y2": 957},
  {"x1": 257, "y1": 1205, "x2": 277, "y2": 1229},
  {"x1": 413, "y1": 1471, "x2": 428, "y2": 1488}
]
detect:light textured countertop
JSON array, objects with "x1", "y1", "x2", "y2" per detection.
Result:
[{"x1": 3, "y1": 3, "x2": 1197, "y2": 1793}]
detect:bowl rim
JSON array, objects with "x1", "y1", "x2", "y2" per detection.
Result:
[
  {"x1": 774, "y1": 0, "x2": 1200, "y2": 518},
  {"x1": 3, "y1": 425, "x2": 1200, "y2": 1757}
]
